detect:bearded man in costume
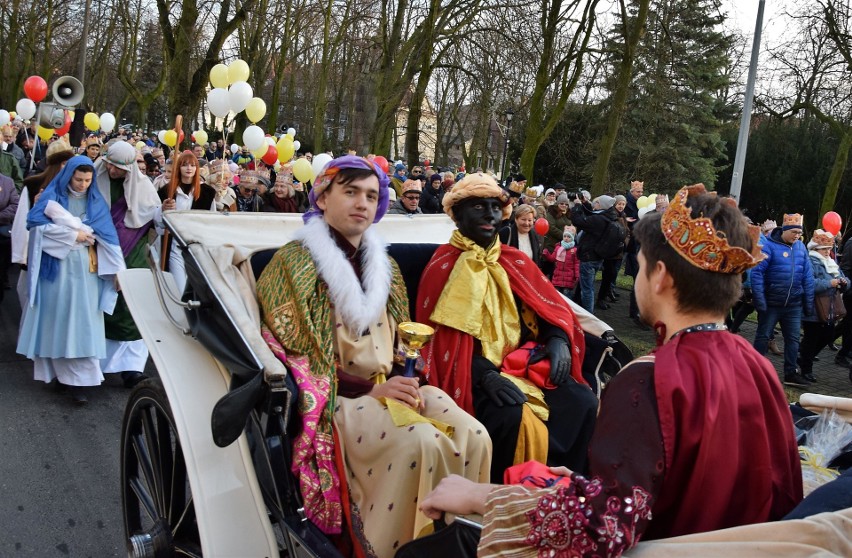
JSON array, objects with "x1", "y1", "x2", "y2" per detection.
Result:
[
  {"x1": 416, "y1": 173, "x2": 598, "y2": 482},
  {"x1": 255, "y1": 156, "x2": 491, "y2": 558},
  {"x1": 420, "y1": 185, "x2": 803, "y2": 557},
  {"x1": 93, "y1": 140, "x2": 161, "y2": 388}
]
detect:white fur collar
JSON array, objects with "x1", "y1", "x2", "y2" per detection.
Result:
[{"x1": 293, "y1": 217, "x2": 391, "y2": 335}]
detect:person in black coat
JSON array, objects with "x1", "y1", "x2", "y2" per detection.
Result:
[{"x1": 419, "y1": 173, "x2": 444, "y2": 214}]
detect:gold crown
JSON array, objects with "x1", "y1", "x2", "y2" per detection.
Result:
[{"x1": 661, "y1": 184, "x2": 766, "y2": 274}]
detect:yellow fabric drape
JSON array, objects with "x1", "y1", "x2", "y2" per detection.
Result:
[
  {"x1": 513, "y1": 405, "x2": 549, "y2": 467},
  {"x1": 430, "y1": 231, "x2": 520, "y2": 366},
  {"x1": 374, "y1": 373, "x2": 455, "y2": 437}
]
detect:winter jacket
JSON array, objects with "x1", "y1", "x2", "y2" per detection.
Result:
[
  {"x1": 499, "y1": 222, "x2": 542, "y2": 267},
  {"x1": 419, "y1": 183, "x2": 444, "y2": 214},
  {"x1": 0, "y1": 174, "x2": 19, "y2": 226},
  {"x1": 570, "y1": 202, "x2": 619, "y2": 262},
  {"x1": 386, "y1": 199, "x2": 422, "y2": 216},
  {"x1": 543, "y1": 205, "x2": 572, "y2": 253},
  {"x1": 750, "y1": 228, "x2": 815, "y2": 314},
  {"x1": 543, "y1": 245, "x2": 580, "y2": 289},
  {"x1": 802, "y1": 252, "x2": 850, "y2": 323}
]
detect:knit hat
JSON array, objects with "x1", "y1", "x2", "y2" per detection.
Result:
[
  {"x1": 556, "y1": 193, "x2": 570, "y2": 204},
  {"x1": 782, "y1": 213, "x2": 803, "y2": 231},
  {"x1": 443, "y1": 172, "x2": 512, "y2": 222},
  {"x1": 614, "y1": 194, "x2": 626, "y2": 204},
  {"x1": 429, "y1": 173, "x2": 442, "y2": 185},
  {"x1": 401, "y1": 179, "x2": 422, "y2": 195},
  {"x1": 595, "y1": 195, "x2": 615, "y2": 210},
  {"x1": 807, "y1": 229, "x2": 835, "y2": 250},
  {"x1": 563, "y1": 229, "x2": 575, "y2": 241},
  {"x1": 514, "y1": 173, "x2": 527, "y2": 183},
  {"x1": 395, "y1": 162, "x2": 406, "y2": 172},
  {"x1": 545, "y1": 188, "x2": 556, "y2": 197}
]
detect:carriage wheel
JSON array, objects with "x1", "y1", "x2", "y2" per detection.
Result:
[{"x1": 122, "y1": 378, "x2": 202, "y2": 558}]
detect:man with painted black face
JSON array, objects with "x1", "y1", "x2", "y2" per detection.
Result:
[{"x1": 417, "y1": 173, "x2": 598, "y2": 482}]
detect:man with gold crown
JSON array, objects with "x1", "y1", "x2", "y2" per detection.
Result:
[
  {"x1": 255, "y1": 155, "x2": 490, "y2": 558},
  {"x1": 419, "y1": 184, "x2": 803, "y2": 556},
  {"x1": 416, "y1": 172, "x2": 598, "y2": 483},
  {"x1": 751, "y1": 212, "x2": 815, "y2": 386}
]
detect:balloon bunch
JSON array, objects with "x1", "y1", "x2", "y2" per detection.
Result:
[
  {"x1": 636, "y1": 193, "x2": 663, "y2": 219},
  {"x1": 82, "y1": 112, "x2": 116, "y2": 133},
  {"x1": 207, "y1": 60, "x2": 259, "y2": 121},
  {"x1": 157, "y1": 128, "x2": 185, "y2": 147}
]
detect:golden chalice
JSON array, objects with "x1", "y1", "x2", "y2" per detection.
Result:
[{"x1": 398, "y1": 322, "x2": 435, "y2": 377}]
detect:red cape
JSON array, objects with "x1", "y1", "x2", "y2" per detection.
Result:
[
  {"x1": 646, "y1": 331, "x2": 802, "y2": 537},
  {"x1": 416, "y1": 243, "x2": 586, "y2": 414}
]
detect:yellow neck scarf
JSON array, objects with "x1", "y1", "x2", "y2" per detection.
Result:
[{"x1": 430, "y1": 230, "x2": 520, "y2": 365}]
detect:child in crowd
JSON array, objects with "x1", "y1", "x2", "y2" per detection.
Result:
[{"x1": 543, "y1": 226, "x2": 579, "y2": 297}]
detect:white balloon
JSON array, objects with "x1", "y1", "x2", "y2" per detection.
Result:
[
  {"x1": 265, "y1": 135, "x2": 276, "y2": 147},
  {"x1": 311, "y1": 153, "x2": 333, "y2": 178},
  {"x1": 293, "y1": 140, "x2": 301, "y2": 151},
  {"x1": 100, "y1": 112, "x2": 116, "y2": 133},
  {"x1": 230, "y1": 143, "x2": 240, "y2": 154},
  {"x1": 638, "y1": 205, "x2": 653, "y2": 219},
  {"x1": 286, "y1": 127, "x2": 296, "y2": 138},
  {"x1": 15, "y1": 98, "x2": 36, "y2": 120},
  {"x1": 0, "y1": 110, "x2": 9, "y2": 127},
  {"x1": 243, "y1": 125, "x2": 265, "y2": 151},
  {"x1": 158, "y1": 130, "x2": 168, "y2": 144},
  {"x1": 207, "y1": 88, "x2": 230, "y2": 118},
  {"x1": 228, "y1": 81, "x2": 253, "y2": 113}
]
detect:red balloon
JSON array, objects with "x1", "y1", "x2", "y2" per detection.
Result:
[
  {"x1": 23, "y1": 75, "x2": 48, "y2": 103},
  {"x1": 373, "y1": 155, "x2": 389, "y2": 174},
  {"x1": 534, "y1": 218, "x2": 549, "y2": 236},
  {"x1": 262, "y1": 145, "x2": 278, "y2": 166},
  {"x1": 823, "y1": 211, "x2": 842, "y2": 236},
  {"x1": 55, "y1": 112, "x2": 72, "y2": 136}
]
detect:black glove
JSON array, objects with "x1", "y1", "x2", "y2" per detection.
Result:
[
  {"x1": 479, "y1": 371, "x2": 527, "y2": 407},
  {"x1": 530, "y1": 337, "x2": 571, "y2": 385}
]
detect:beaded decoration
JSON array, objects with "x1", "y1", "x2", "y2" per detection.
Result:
[{"x1": 661, "y1": 184, "x2": 765, "y2": 274}]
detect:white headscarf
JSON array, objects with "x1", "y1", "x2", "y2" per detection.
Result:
[{"x1": 94, "y1": 140, "x2": 160, "y2": 229}]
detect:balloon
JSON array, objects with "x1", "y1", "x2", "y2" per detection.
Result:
[
  {"x1": 228, "y1": 81, "x2": 253, "y2": 113},
  {"x1": 135, "y1": 141, "x2": 146, "y2": 150},
  {"x1": 636, "y1": 195, "x2": 650, "y2": 209},
  {"x1": 245, "y1": 97, "x2": 266, "y2": 123},
  {"x1": 37, "y1": 126, "x2": 54, "y2": 141},
  {"x1": 158, "y1": 130, "x2": 168, "y2": 144},
  {"x1": 293, "y1": 140, "x2": 301, "y2": 151},
  {"x1": 276, "y1": 137, "x2": 295, "y2": 162},
  {"x1": 372, "y1": 155, "x2": 389, "y2": 173},
  {"x1": 230, "y1": 143, "x2": 240, "y2": 154},
  {"x1": 23, "y1": 76, "x2": 49, "y2": 103},
  {"x1": 311, "y1": 153, "x2": 333, "y2": 177},
  {"x1": 251, "y1": 144, "x2": 268, "y2": 158},
  {"x1": 0, "y1": 110, "x2": 9, "y2": 127},
  {"x1": 15, "y1": 98, "x2": 36, "y2": 120},
  {"x1": 193, "y1": 130, "x2": 208, "y2": 146},
  {"x1": 262, "y1": 145, "x2": 278, "y2": 166},
  {"x1": 638, "y1": 206, "x2": 653, "y2": 219},
  {"x1": 83, "y1": 112, "x2": 100, "y2": 131},
  {"x1": 100, "y1": 112, "x2": 116, "y2": 133},
  {"x1": 534, "y1": 218, "x2": 549, "y2": 236},
  {"x1": 286, "y1": 127, "x2": 296, "y2": 138},
  {"x1": 209, "y1": 63, "x2": 230, "y2": 89},
  {"x1": 265, "y1": 135, "x2": 276, "y2": 147},
  {"x1": 823, "y1": 211, "x2": 842, "y2": 236},
  {"x1": 8, "y1": 111, "x2": 16, "y2": 120},
  {"x1": 293, "y1": 158, "x2": 314, "y2": 183},
  {"x1": 227, "y1": 59, "x2": 250, "y2": 84},
  {"x1": 273, "y1": 161, "x2": 281, "y2": 172},
  {"x1": 178, "y1": 129, "x2": 185, "y2": 145},
  {"x1": 163, "y1": 130, "x2": 177, "y2": 147},
  {"x1": 243, "y1": 125, "x2": 265, "y2": 150},
  {"x1": 55, "y1": 112, "x2": 72, "y2": 136},
  {"x1": 207, "y1": 88, "x2": 230, "y2": 118}
]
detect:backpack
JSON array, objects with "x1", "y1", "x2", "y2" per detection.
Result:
[{"x1": 595, "y1": 218, "x2": 626, "y2": 259}]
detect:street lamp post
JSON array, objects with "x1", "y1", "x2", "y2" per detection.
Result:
[{"x1": 501, "y1": 108, "x2": 514, "y2": 184}]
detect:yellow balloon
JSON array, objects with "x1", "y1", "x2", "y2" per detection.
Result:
[
  {"x1": 284, "y1": 133, "x2": 294, "y2": 142},
  {"x1": 135, "y1": 141, "x2": 145, "y2": 150},
  {"x1": 9, "y1": 111, "x2": 16, "y2": 119},
  {"x1": 277, "y1": 137, "x2": 295, "y2": 162},
  {"x1": 293, "y1": 158, "x2": 314, "y2": 183},
  {"x1": 636, "y1": 195, "x2": 650, "y2": 209},
  {"x1": 194, "y1": 130, "x2": 208, "y2": 146},
  {"x1": 37, "y1": 126, "x2": 54, "y2": 141},
  {"x1": 245, "y1": 97, "x2": 266, "y2": 123},
  {"x1": 228, "y1": 59, "x2": 250, "y2": 84},
  {"x1": 251, "y1": 144, "x2": 268, "y2": 159},
  {"x1": 163, "y1": 130, "x2": 177, "y2": 147},
  {"x1": 209, "y1": 63, "x2": 230, "y2": 89},
  {"x1": 84, "y1": 112, "x2": 100, "y2": 131}
]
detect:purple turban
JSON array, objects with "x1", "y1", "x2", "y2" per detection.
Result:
[{"x1": 303, "y1": 155, "x2": 391, "y2": 224}]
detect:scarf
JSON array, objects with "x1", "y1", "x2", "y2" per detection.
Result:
[
  {"x1": 430, "y1": 231, "x2": 520, "y2": 366},
  {"x1": 561, "y1": 239, "x2": 575, "y2": 250},
  {"x1": 28, "y1": 156, "x2": 119, "y2": 282},
  {"x1": 810, "y1": 250, "x2": 840, "y2": 277},
  {"x1": 266, "y1": 193, "x2": 299, "y2": 213}
]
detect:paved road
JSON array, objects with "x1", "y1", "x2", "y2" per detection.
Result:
[{"x1": 0, "y1": 272, "x2": 138, "y2": 557}]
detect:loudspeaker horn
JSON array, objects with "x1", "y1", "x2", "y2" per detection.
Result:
[{"x1": 52, "y1": 76, "x2": 84, "y2": 107}]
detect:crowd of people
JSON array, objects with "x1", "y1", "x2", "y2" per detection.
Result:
[{"x1": 1, "y1": 121, "x2": 848, "y2": 556}]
